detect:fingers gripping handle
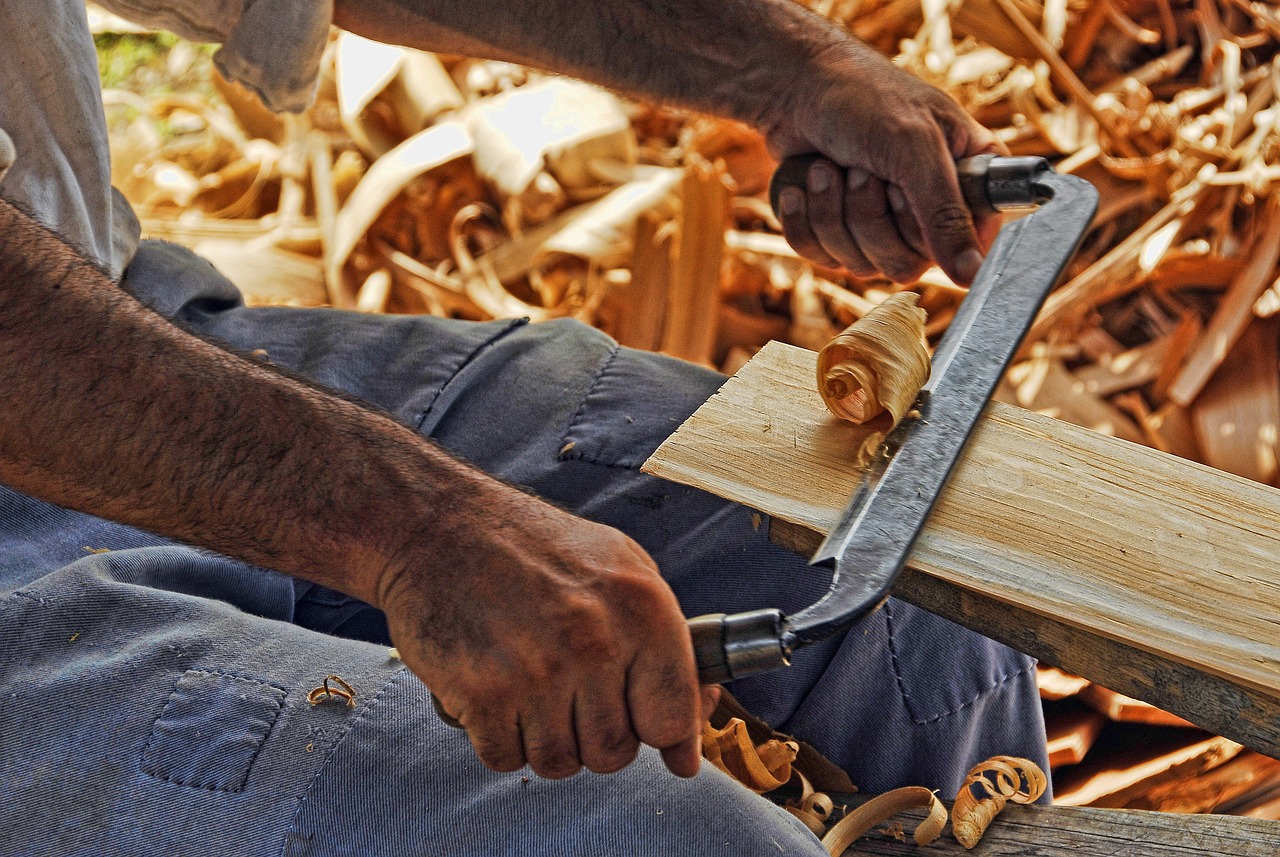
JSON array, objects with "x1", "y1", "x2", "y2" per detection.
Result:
[
  {"x1": 431, "y1": 609, "x2": 791, "y2": 728},
  {"x1": 768, "y1": 153, "x2": 1053, "y2": 219}
]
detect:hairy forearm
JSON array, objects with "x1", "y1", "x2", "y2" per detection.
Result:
[
  {"x1": 0, "y1": 198, "x2": 494, "y2": 605},
  {"x1": 334, "y1": 0, "x2": 854, "y2": 127}
]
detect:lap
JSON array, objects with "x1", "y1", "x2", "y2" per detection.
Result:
[
  {"x1": 0, "y1": 240, "x2": 1046, "y2": 851},
  {"x1": 0, "y1": 554, "x2": 824, "y2": 856}
]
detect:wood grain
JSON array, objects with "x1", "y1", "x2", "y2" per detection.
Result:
[{"x1": 643, "y1": 341, "x2": 1280, "y2": 759}]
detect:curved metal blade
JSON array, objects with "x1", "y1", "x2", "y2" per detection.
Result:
[{"x1": 783, "y1": 169, "x2": 1099, "y2": 650}]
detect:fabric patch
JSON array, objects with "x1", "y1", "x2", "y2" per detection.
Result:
[{"x1": 140, "y1": 669, "x2": 286, "y2": 792}]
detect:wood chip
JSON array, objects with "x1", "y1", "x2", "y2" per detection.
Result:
[{"x1": 816, "y1": 292, "x2": 930, "y2": 425}]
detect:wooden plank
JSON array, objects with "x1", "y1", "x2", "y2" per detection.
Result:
[
  {"x1": 1234, "y1": 783, "x2": 1280, "y2": 819},
  {"x1": 1044, "y1": 700, "x2": 1108, "y2": 767},
  {"x1": 1169, "y1": 195, "x2": 1280, "y2": 406},
  {"x1": 643, "y1": 341, "x2": 1280, "y2": 759},
  {"x1": 1053, "y1": 730, "x2": 1241, "y2": 807},
  {"x1": 660, "y1": 158, "x2": 729, "y2": 365},
  {"x1": 1127, "y1": 750, "x2": 1280, "y2": 813},
  {"x1": 1002, "y1": 354, "x2": 1145, "y2": 443},
  {"x1": 610, "y1": 211, "x2": 671, "y2": 351},
  {"x1": 821, "y1": 794, "x2": 1280, "y2": 855},
  {"x1": 1037, "y1": 665, "x2": 1091, "y2": 700},
  {"x1": 1077, "y1": 684, "x2": 1193, "y2": 727},
  {"x1": 1191, "y1": 319, "x2": 1280, "y2": 485}
]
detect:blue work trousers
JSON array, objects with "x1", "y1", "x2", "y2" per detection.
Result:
[{"x1": 0, "y1": 241, "x2": 1046, "y2": 855}]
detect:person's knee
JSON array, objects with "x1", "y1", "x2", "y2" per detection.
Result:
[{"x1": 584, "y1": 757, "x2": 827, "y2": 856}]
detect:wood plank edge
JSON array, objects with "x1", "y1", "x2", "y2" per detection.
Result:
[{"x1": 769, "y1": 519, "x2": 1280, "y2": 761}]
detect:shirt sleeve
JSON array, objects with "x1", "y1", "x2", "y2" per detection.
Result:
[{"x1": 91, "y1": 1, "x2": 333, "y2": 113}]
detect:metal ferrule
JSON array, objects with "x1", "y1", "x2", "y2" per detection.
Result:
[
  {"x1": 958, "y1": 154, "x2": 1052, "y2": 213},
  {"x1": 689, "y1": 609, "x2": 789, "y2": 684}
]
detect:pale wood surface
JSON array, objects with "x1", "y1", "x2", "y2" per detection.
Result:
[
  {"x1": 643, "y1": 341, "x2": 1280, "y2": 758},
  {"x1": 825, "y1": 794, "x2": 1280, "y2": 855}
]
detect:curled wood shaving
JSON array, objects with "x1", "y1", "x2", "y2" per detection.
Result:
[
  {"x1": 951, "y1": 755, "x2": 1047, "y2": 849},
  {"x1": 306, "y1": 674, "x2": 357, "y2": 708},
  {"x1": 821, "y1": 786, "x2": 947, "y2": 855},
  {"x1": 816, "y1": 291, "x2": 930, "y2": 425},
  {"x1": 701, "y1": 718, "x2": 798, "y2": 793},
  {"x1": 783, "y1": 772, "x2": 836, "y2": 837}
]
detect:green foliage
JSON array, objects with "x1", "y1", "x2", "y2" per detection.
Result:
[{"x1": 94, "y1": 32, "x2": 215, "y2": 97}]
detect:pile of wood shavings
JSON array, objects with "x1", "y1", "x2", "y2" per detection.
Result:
[
  {"x1": 99, "y1": 1, "x2": 1280, "y2": 489},
  {"x1": 704, "y1": 719, "x2": 1045, "y2": 854}
]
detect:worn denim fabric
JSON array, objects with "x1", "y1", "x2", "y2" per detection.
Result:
[{"x1": 0, "y1": 240, "x2": 1047, "y2": 855}]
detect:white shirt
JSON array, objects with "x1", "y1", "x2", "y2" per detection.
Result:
[{"x1": 0, "y1": 0, "x2": 332, "y2": 278}]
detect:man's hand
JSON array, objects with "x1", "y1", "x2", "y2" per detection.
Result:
[
  {"x1": 0, "y1": 196, "x2": 717, "y2": 782},
  {"x1": 762, "y1": 41, "x2": 1002, "y2": 285},
  {"x1": 337, "y1": 1, "x2": 996, "y2": 284},
  {"x1": 376, "y1": 485, "x2": 720, "y2": 779}
]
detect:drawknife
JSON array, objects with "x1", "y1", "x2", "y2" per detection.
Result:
[{"x1": 688, "y1": 153, "x2": 1098, "y2": 684}]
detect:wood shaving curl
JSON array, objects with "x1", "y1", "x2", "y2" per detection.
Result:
[
  {"x1": 783, "y1": 772, "x2": 835, "y2": 837},
  {"x1": 951, "y1": 755, "x2": 1047, "y2": 849},
  {"x1": 821, "y1": 786, "x2": 947, "y2": 854},
  {"x1": 816, "y1": 292, "x2": 930, "y2": 426},
  {"x1": 701, "y1": 718, "x2": 798, "y2": 793}
]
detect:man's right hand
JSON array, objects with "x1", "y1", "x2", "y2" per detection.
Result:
[
  {"x1": 0, "y1": 193, "x2": 715, "y2": 783},
  {"x1": 375, "y1": 483, "x2": 719, "y2": 779}
]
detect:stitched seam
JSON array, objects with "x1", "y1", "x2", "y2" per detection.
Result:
[
  {"x1": 557, "y1": 453, "x2": 642, "y2": 472},
  {"x1": 558, "y1": 344, "x2": 622, "y2": 464},
  {"x1": 182, "y1": 668, "x2": 290, "y2": 693},
  {"x1": 911, "y1": 662, "x2": 1036, "y2": 726},
  {"x1": 139, "y1": 669, "x2": 287, "y2": 793},
  {"x1": 883, "y1": 602, "x2": 923, "y2": 722},
  {"x1": 885, "y1": 603, "x2": 1035, "y2": 726},
  {"x1": 277, "y1": 668, "x2": 410, "y2": 857},
  {"x1": 414, "y1": 318, "x2": 529, "y2": 430}
]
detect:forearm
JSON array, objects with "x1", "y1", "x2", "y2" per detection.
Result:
[
  {"x1": 0, "y1": 197, "x2": 492, "y2": 606},
  {"x1": 334, "y1": 0, "x2": 855, "y2": 127}
]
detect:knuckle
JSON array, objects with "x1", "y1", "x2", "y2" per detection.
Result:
[
  {"x1": 926, "y1": 202, "x2": 974, "y2": 238},
  {"x1": 550, "y1": 592, "x2": 620, "y2": 653},
  {"x1": 562, "y1": 621, "x2": 619, "y2": 664},
  {"x1": 780, "y1": 219, "x2": 837, "y2": 268},
  {"x1": 585, "y1": 745, "x2": 639, "y2": 774},
  {"x1": 573, "y1": 689, "x2": 642, "y2": 773},
  {"x1": 844, "y1": 256, "x2": 877, "y2": 278},
  {"x1": 608, "y1": 565, "x2": 665, "y2": 602},
  {"x1": 582, "y1": 726, "x2": 640, "y2": 773},
  {"x1": 884, "y1": 260, "x2": 927, "y2": 284},
  {"x1": 467, "y1": 722, "x2": 524, "y2": 772},
  {"x1": 458, "y1": 683, "x2": 508, "y2": 717},
  {"x1": 473, "y1": 739, "x2": 524, "y2": 772},
  {"x1": 633, "y1": 672, "x2": 696, "y2": 747},
  {"x1": 526, "y1": 741, "x2": 582, "y2": 780},
  {"x1": 639, "y1": 716, "x2": 692, "y2": 752}
]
